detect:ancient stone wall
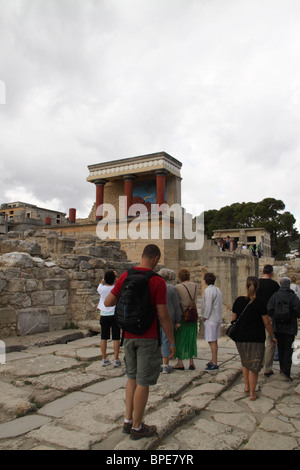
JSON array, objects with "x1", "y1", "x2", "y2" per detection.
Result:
[{"x1": 0, "y1": 232, "x2": 133, "y2": 338}]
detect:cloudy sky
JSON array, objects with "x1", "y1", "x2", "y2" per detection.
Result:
[{"x1": 1, "y1": 0, "x2": 300, "y2": 229}]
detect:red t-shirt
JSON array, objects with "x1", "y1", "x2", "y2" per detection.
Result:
[{"x1": 111, "y1": 267, "x2": 167, "y2": 339}]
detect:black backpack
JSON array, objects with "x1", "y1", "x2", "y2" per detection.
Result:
[
  {"x1": 273, "y1": 295, "x2": 292, "y2": 324},
  {"x1": 115, "y1": 268, "x2": 159, "y2": 344}
]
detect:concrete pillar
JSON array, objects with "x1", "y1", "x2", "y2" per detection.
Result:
[
  {"x1": 123, "y1": 175, "x2": 135, "y2": 216},
  {"x1": 95, "y1": 179, "x2": 106, "y2": 220}
]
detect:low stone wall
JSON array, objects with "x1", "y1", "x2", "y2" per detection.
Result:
[{"x1": 0, "y1": 234, "x2": 133, "y2": 337}]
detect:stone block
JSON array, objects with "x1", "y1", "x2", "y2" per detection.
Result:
[
  {"x1": 70, "y1": 280, "x2": 91, "y2": 289},
  {"x1": 48, "y1": 306, "x2": 67, "y2": 316},
  {"x1": 7, "y1": 278, "x2": 26, "y2": 293},
  {"x1": 25, "y1": 279, "x2": 39, "y2": 291},
  {"x1": 0, "y1": 240, "x2": 41, "y2": 256},
  {"x1": 0, "y1": 307, "x2": 16, "y2": 325},
  {"x1": 0, "y1": 252, "x2": 34, "y2": 268},
  {"x1": 31, "y1": 291, "x2": 54, "y2": 306},
  {"x1": 49, "y1": 315, "x2": 67, "y2": 331},
  {"x1": 43, "y1": 278, "x2": 69, "y2": 290},
  {"x1": 54, "y1": 290, "x2": 69, "y2": 306},
  {"x1": 17, "y1": 307, "x2": 50, "y2": 335},
  {"x1": 0, "y1": 279, "x2": 7, "y2": 293}
]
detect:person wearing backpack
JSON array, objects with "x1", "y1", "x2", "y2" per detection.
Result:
[
  {"x1": 267, "y1": 277, "x2": 300, "y2": 381},
  {"x1": 256, "y1": 264, "x2": 279, "y2": 377},
  {"x1": 104, "y1": 244, "x2": 175, "y2": 440}
]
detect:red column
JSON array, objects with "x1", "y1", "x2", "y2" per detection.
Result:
[
  {"x1": 69, "y1": 208, "x2": 76, "y2": 224},
  {"x1": 156, "y1": 171, "x2": 167, "y2": 206},
  {"x1": 95, "y1": 180, "x2": 106, "y2": 220},
  {"x1": 123, "y1": 175, "x2": 135, "y2": 216}
]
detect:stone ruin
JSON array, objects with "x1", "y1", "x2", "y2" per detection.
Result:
[
  {"x1": 0, "y1": 231, "x2": 134, "y2": 338},
  {"x1": 1, "y1": 229, "x2": 300, "y2": 339}
]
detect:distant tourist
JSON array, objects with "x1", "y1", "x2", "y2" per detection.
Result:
[
  {"x1": 231, "y1": 276, "x2": 277, "y2": 401},
  {"x1": 97, "y1": 270, "x2": 121, "y2": 367},
  {"x1": 158, "y1": 268, "x2": 182, "y2": 374},
  {"x1": 173, "y1": 268, "x2": 198, "y2": 371},
  {"x1": 257, "y1": 243, "x2": 263, "y2": 258},
  {"x1": 201, "y1": 273, "x2": 223, "y2": 371},
  {"x1": 267, "y1": 277, "x2": 300, "y2": 381},
  {"x1": 256, "y1": 265, "x2": 279, "y2": 377}
]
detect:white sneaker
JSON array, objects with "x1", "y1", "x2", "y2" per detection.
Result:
[
  {"x1": 162, "y1": 365, "x2": 172, "y2": 374},
  {"x1": 113, "y1": 359, "x2": 121, "y2": 368},
  {"x1": 102, "y1": 359, "x2": 111, "y2": 366}
]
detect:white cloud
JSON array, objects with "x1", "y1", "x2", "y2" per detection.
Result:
[{"x1": 1, "y1": 0, "x2": 300, "y2": 226}]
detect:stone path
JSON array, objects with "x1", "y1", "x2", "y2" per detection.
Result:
[{"x1": 0, "y1": 329, "x2": 300, "y2": 450}]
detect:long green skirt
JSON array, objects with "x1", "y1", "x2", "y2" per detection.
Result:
[{"x1": 175, "y1": 321, "x2": 197, "y2": 359}]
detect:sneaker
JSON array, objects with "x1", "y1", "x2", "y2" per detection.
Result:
[
  {"x1": 113, "y1": 359, "x2": 121, "y2": 368},
  {"x1": 162, "y1": 365, "x2": 172, "y2": 374},
  {"x1": 102, "y1": 359, "x2": 111, "y2": 366},
  {"x1": 130, "y1": 423, "x2": 157, "y2": 441},
  {"x1": 122, "y1": 421, "x2": 132, "y2": 434},
  {"x1": 205, "y1": 363, "x2": 219, "y2": 371}
]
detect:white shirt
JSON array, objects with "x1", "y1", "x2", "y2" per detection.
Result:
[
  {"x1": 97, "y1": 283, "x2": 115, "y2": 315},
  {"x1": 291, "y1": 283, "x2": 300, "y2": 300},
  {"x1": 201, "y1": 284, "x2": 223, "y2": 324}
]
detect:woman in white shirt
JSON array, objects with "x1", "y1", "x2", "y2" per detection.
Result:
[
  {"x1": 97, "y1": 270, "x2": 121, "y2": 367},
  {"x1": 201, "y1": 272, "x2": 223, "y2": 371}
]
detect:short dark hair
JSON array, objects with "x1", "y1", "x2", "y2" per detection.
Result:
[
  {"x1": 142, "y1": 244, "x2": 161, "y2": 260},
  {"x1": 263, "y1": 265, "x2": 273, "y2": 275},
  {"x1": 104, "y1": 270, "x2": 116, "y2": 285},
  {"x1": 178, "y1": 268, "x2": 190, "y2": 282},
  {"x1": 204, "y1": 272, "x2": 216, "y2": 285}
]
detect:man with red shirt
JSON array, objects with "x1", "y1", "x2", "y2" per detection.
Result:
[{"x1": 104, "y1": 244, "x2": 175, "y2": 440}]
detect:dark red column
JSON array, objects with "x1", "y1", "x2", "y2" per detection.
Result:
[
  {"x1": 123, "y1": 175, "x2": 135, "y2": 216},
  {"x1": 95, "y1": 179, "x2": 106, "y2": 220},
  {"x1": 69, "y1": 208, "x2": 76, "y2": 224},
  {"x1": 155, "y1": 170, "x2": 167, "y2": 206}
]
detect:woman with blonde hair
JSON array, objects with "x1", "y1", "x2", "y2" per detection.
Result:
[
  {"x1": 173, "y1": 268, "x2": 198, "y2": 370},
  {"x1": 231, "y1": 276, "x2": 277, "y2": 400}
]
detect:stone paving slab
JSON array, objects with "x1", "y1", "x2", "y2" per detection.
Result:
[
  {"x1": 28, "y1": 424, "x2": 99, "y2": 450},
  {"x1": 27, "y1": 370, "x2": 101, "y2": 393},
  {"x1": 0, "y1": 332, "x2": 300, "y2": 450},
  {"x1": 0, "y1": 415, "x2": 52, "y2": 439},
  {"x1": 83, "y1": 376, "x2": 127, "y2": 395},
  {"x1": 38, "y1": 391, "x2": 100, "y2": 418},
  {"x1": 2, "y1": 354, "x2": 80, "y2": 377}
]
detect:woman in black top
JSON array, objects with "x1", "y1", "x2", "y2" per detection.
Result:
[{"x1": 232, "y1": 276, "x2": 277, "y2": 401}]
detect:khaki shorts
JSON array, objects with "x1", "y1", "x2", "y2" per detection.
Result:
[{"x1": 124, "y1": 338, "x2": 161, "y2": 386}]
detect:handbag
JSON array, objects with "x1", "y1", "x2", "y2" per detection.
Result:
[
  {"x1": 226, "y1": 300, "x2": 250, "y2": 341},
  {"x1": 182, "y1": 284, "x2": 198, "y2": 323}
]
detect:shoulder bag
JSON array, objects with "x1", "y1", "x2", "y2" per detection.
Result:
[
  {"x1": 182, "y1": 284, "x2": 198, "y2": 323},
  {"x1": 226, "y1": 300, "x2": 250, "y2": 341}
]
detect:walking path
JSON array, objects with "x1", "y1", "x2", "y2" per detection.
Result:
[{"x1": 0, "y1": 329, "x2": 300, "y2": 451}]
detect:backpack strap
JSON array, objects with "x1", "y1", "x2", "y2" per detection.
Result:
[{"x1": 182, "y1": 283, "x2": 197, "y2": 302}]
